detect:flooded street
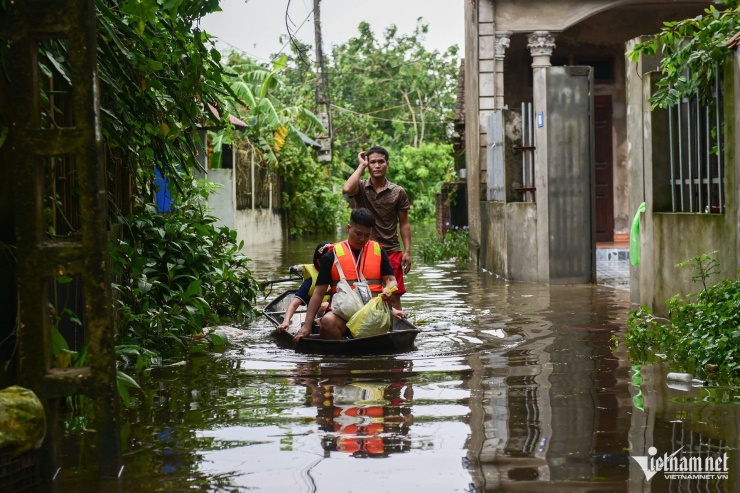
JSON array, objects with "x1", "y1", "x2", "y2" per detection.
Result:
[{"x1": 53, "y1": 235, "x2": 739, "y2": 492}]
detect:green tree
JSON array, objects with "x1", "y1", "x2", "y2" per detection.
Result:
[
  {"x1": 629, "y1": 0, "x2": 740, "y2": 108},
  {"x1": 217, "y1": 54, "x2": 324, "y2": 167},
  {"x1": 392, "y1": 143, "x2": 455, "y2": 222},
  {"x1": 325, "y1": 20, "x2": 460, "y2": 164},
  {"x1": 2, "y1": 1, "x2": 261, "y2": 361},
  {"x1": 95, "y1": 0, "x2": 238, "y2": 190},
  {"x1": 280, "y1": 19, "x2": 461, "y2": 222},
  {"x1": 218, "y1": 52, "x2": 345, "y2": 237}
]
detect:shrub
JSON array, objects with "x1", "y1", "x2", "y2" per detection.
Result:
[
  {"x1": 418, "y1": 225, "x2": 469, "y2": 264},
  {"x1": 110, "y1": 179, "x2": 258, "y2": 356},
  {"x1": 625, "y1": 253, "x2": 740, "y2": 379}
]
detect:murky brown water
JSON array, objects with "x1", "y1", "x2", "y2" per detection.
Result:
[{"x1": 49, "y1": 235, "x2": 739, "y2": 492}]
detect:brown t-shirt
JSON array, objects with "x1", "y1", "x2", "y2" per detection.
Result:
[{"x1": 349, "y1": 179, "x2": 410, "y2": 253}]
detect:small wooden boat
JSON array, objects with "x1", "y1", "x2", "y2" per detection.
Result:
[{"x1": 263, "y1": 290, "x2": 420, "y2": 355}]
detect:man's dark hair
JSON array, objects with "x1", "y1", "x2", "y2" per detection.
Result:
[
  {"x1": 350, "y1": 208, "x2": 376, "y2": 228},
  {"x1": 365, "y1": 146, "x2": 389, "y2": 161}
]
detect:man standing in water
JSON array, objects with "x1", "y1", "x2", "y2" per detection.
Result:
[{"x1": 343, "y1": 146, "x2": 411, "y2": 312}]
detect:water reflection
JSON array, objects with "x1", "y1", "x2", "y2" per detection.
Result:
[
  {"x1": 461, "y1": 283, "x2": 634, "y2": 491},
  {"x1": 46, "y1": 235, "x2": 739, "y2": 492},
  {"x1": 628, "y1": 364, "x2": 738, "y2": 492},
  {"x1": 295, "y1": 360, "x2": 414, "y2": 458}
]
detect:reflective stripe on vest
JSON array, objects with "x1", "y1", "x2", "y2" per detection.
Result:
[
  {"x1": 302, "y1": 263, "x2": 330, "y2": 303},
  {"x1": 331, "y1": 240, "x2": 383, "y2": 293},
  {"x1": 302, "y1": 263, "x2": 319, "y2": 296}
]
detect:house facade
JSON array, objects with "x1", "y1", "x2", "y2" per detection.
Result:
[{"x1": 463, "y1": 0, "x2": 711, "y2": 289}]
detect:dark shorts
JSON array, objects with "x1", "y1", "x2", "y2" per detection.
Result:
[{"x1": 387, "y1": 251, "x2": 406, "y2": 296}]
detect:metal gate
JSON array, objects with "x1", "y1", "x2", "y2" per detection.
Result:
[{"x1": 2, "y1": 0, "x2": 122, "y2": 479}]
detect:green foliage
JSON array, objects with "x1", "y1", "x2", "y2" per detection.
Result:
[
  {"x1": 110, "y1": 179, "x2": 258, "y2": 356},
  {"x1": 215, "y1": 54, "x2": 325, "y2": 169},
  {"x1": 277, "y1": 143, "x2": 348, "y2": 237},
  {"x1": 11, "y1": 0, "x2": 232, "y2": 186},
  {"x1": 279, "y1": 20, "x2": 460, "y2": 229},
  {"x1": 390, "y1": 143, "x2": 455, "y2": 221},
  {"x1": 628, "y1": 1, "x2": 740, "y2": 108},
  {"x1": 321, "y1": 20, "x2": 460, "y2": 166},
  {"x1": 218, "y1": 53, "x2": 346, "y2": 237},
  {"x1": 625, "y1": 253, "x2": 740, "y2": 379},
  {"x1": 210, "y1": 20, "x2": 461, "y2": 236},
  {"x1": 115, "y1": 344, "x2": 157, "y2": 404},
  {"x1": 94, "y1": 0, "x2": 234, "y2": 189},
  {"x1": 418, "y1": 226, "x2": 469, "y2": 264},
  {"x1": 676, "y1": 250, "x2": 720, "y2": 298}
]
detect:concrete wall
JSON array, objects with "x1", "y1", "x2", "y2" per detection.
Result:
[
  {"x1": 205, "y1": 168, "x2": 283, "y2": 248},
  {"x1": 479, "y1": 200, "x2": 538, "y2": 281},
  {"x1": 636, "y1": 60, "x2": 739, "y2": 316},
  {"x1": 501, "y1": 4, "x2": 709, "y2": 240},
  {"x1": 469, "y1": 2, "x2": 710, "y2": 255},
  {"x1": 464, "y1": 0, "x2": 483, "y2": 265},
  {"x1": 466, "y1": 1, "x2": 713, "y2": 288},
  {"x1": 642, "y1": 214, "x2": 728, "y2": 314},
  {"x1": 479, "y1": 68, "x2": 594, "y2": 285},
  {"x1": 479, "y1": 106, "x2": 538, "y2": 281},
  {"x1": 234, "y1": 208, "x2": 283, "y2": 247},
  {"x1": 480, "y1": 202, "x2": 507, "y2": 276},
  {"x1": 207, "y1": 169, "x2": 235, "y2": 229},
  {"x1": 494, "y1": 0, "x2": 710, "y2": 33},
  {"x1": 506, "y1": 203, "x2": 538, "y2": 281}
]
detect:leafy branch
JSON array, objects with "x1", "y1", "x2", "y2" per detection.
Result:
[{"x1": 628, "y1": 1, "x2": 740, "y2": 108}]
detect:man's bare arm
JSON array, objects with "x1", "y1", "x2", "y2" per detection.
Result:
[
  {"x1": 343, "y1": 151, "x2": 368, "y2": 196},
  {"x1": 293, "y1": 285, "x2": 329, "y2": 343},
  {"x1": 399, "y1": 209, "x2": 412, "y2": 274}
]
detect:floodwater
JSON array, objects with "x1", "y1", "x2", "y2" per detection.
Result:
[{"x1": 50, "y1": 235, "x2": 739, "y2": 492}]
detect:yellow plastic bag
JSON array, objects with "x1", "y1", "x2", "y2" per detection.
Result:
[{"x1": 346, "y1": 287, "x2": 397, "y2": 338}]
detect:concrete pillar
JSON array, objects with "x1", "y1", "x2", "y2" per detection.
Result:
[
  {"x1": 528, "y1": 31, "x2": 555, "y2": 282},
  {"x1": 625, "y1": 37, "x2": 660, "y2": 305},
  {"x1": 639, "y1": 72, "x2": 668, "y2": 313},
  {"x1": 494, "y1": 31, "x2": 512, "y2": 110},
  {"x1": 465, "y1": 0, "x2": 498, "y2": 266},
  {"x1": 528, "y1": 31, "x2": 555, "y2": 68},
  {"x1": 731, "y1": 49, "x2": 740, "y2": 280}
]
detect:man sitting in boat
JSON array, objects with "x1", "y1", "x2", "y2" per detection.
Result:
[
  {"x1": 275, "y1": 242, "x2": 333, "y2": 334},
  {"x1": 293, "y1": 208, "x2": 399, "y2": 342}
]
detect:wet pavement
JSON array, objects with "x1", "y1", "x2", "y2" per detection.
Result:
[{"x1": 596, "y1": 243, "x2": 630, "y2": 291}]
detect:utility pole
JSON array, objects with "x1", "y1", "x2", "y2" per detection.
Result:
[{"x1": 313, "y1": 0, "x2": 332, "y2": 162}]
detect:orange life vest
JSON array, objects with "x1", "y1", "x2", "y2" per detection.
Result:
[
  {"x1": 336, "y1": 422, "x2": 386, "y2": 455},
  {"x1": 330, "y1": 240, "x2": 383, "y2": 294}
]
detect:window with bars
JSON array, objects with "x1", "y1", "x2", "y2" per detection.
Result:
[
  {"x1": 666, "y1": 64, "x2": 725, "y2": 214},
  {"x1": 234, "y1": 145, "x2": 281, "y2": 210}
]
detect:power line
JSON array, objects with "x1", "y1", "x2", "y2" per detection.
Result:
[
  {"x1": 208, "y1": 37, "x2": 274, "y2": 64},
  {"x1": 283, "y1": 0, "x2": 315, "y2": 64},
  {"x1": 330, "y1": 104, "x2": 453, "y2": 125}
]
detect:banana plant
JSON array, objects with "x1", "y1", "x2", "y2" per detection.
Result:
[{"x1": 209, "y1": 55, "x2": 324, "y2": 169}]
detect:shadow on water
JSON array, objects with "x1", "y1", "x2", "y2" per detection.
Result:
[{"x1": 49, "y1": 236, "x2": 739, "y2": 492}]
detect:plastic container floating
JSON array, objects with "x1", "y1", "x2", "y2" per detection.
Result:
[{"x1": 666, "y1": 372, "x2": 707, "y2": 386}]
